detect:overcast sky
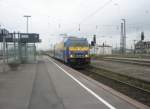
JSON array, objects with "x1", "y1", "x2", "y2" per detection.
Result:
[{"x1": 0, "y1": 0, "x2": 150, "y2": 49}]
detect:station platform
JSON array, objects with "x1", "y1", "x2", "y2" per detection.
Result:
[{"x1": 0, "y1": 56, "x2": 149, "y2": 109}]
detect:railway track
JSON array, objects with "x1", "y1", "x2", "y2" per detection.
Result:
[
  {"x1": 103, "y1": 57, "x2": 150, "y2": 66},
  {"x1": 78, "y1": 65, "x2": 150, "y2": 107}
]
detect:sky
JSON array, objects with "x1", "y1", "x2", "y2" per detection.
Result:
[{"x1": 0, "y1": 0, "x2": 150, "y2": 50}]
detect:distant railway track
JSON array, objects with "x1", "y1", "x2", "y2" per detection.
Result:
[
  {"x1": 103, "y1": 57, "x2": 150, "y2": 66},
  {"x1": 78, "y1": 65, "x2": 150, "y2": 107}
]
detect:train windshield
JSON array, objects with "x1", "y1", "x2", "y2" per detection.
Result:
[
  {"x1": 71, "y1": 41, "x2": 88, "y2": 46},
  {"x1": 67, "y1": 40, "x2": 89, "y2": 47}
]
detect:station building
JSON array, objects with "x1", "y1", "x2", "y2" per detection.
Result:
[{"x1": 135, "y1": 41, "x2": 150, "y2": 54}]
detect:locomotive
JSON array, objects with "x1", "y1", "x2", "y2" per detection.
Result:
[{"x1": 53, "y1": 37, "x2": 90, "y2": 67}]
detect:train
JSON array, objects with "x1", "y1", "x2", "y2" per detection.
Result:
[{"x1": 53, "y1": 37, "x2": 90, "y2": 68}]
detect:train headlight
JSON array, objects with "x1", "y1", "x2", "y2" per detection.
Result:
[
  {"x1": 70, "y1": 54, "x2": 73, "y2": 58},
  {"x1": 85, "y1": 54, "x2": 89, "y2": 57}
]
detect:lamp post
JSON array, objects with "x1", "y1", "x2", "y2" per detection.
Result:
[
  {"x1": 23, "y1": 15, "x2": 31, "y2": 33},
  {"x1": 133, "y1": 40, "x2": 137, "y2": 55}
]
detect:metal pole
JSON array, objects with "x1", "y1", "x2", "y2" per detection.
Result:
[
  {"x1": 133, "y1": 40, "x2": 136, "y2": 55},
  {"x1": 34, "y1": 42, "x2": 36, "y2": 62},
  {"x1": 13, "y1": 32, "x2": 16, "y2": 60},
  {"x1": 120, "y1": 22, "x2": 124, "y2": 54},
  {"x1": 124, "y1": 19, "x2": 126, "y2": 53},
  {"x1": 3, "y1": 33, "x2": 5, "y2": 72},
  {"x1": 78, "y1": 24, "x2": 80, "y2": 31},
  {"x1": 24, "y1": 15, "x2": 31, "y2": 33},
  {"x1": 27, "y1": 17, "x2": 28, "y2": 33},
  {"x1": 18, "y1": 33, "x2": 21, "y2": 63},
  {"x1": 122, "y1": 19, "x2": 126, "y2": 54},
  {"x1": 6, "y1": 42, "x2": 8, "y2": 63}
]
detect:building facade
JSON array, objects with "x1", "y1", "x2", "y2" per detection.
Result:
[
  {"x1": 135, "y1": 41, "x2": 150, "y2": 54},
  {"x1": 90, "y1": 45, "x2": 112, "y2": 55}
]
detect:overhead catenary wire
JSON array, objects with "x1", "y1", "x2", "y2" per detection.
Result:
[
  {"x1": 69, "y1": 0, "x2": 114, "y2": 33},
  {"x1": 79, "y1": 0, "x2": 113, "y2": 25}
]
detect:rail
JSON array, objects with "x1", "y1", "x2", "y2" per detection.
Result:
[
  {"x1": 103, "y1": 57, "x2": 150, "y2": 66},
  {"x1": 78, "y1": 65, "x2": 150, "y2": 107}
]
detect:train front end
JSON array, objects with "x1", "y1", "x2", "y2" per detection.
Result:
[
  {"x1": 68, "y1": 46, "x2": 90, "y2": 65},
  {"x1": 65, "y1": 38, "x2": 90, "y2": 67}
]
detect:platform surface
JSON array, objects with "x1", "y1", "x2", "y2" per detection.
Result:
[{"x1": 0, "y1": 56, "x2": 149, "y2": 109}]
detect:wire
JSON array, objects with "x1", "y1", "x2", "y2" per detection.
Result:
[
  {"x1": 79, "y1": 0, "x2": 113, "y2": 24},
  {"x1": 69, "y1": 0, "x2": 113, "y2": 33}
]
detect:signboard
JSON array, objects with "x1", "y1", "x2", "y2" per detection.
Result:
[
  {"x1": 20, "y1": 33, "x2": 40, "y2": 43},
  {"x1": 0, "y1": 31, "x2": 41, "y2": 43}
]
